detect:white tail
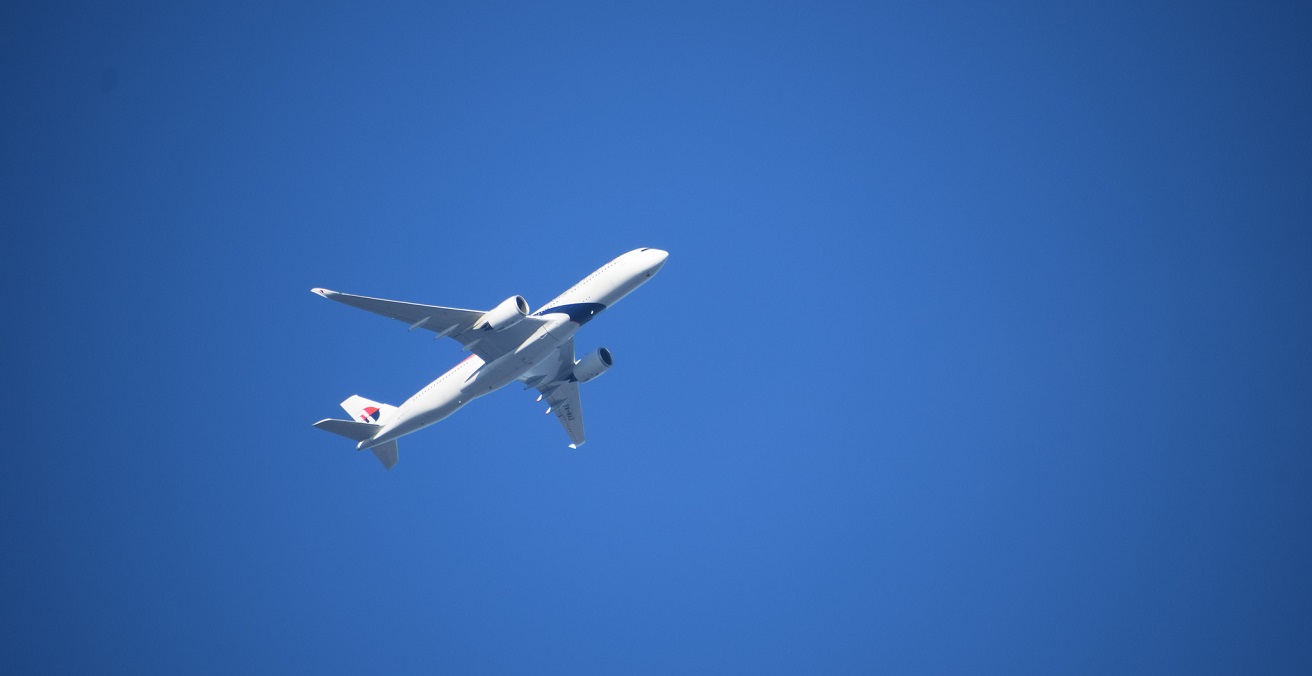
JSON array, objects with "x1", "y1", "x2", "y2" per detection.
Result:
[
  {"x1": 311, "y1": 395, "x2": 402, "y2": 470},
  {"x1": 340, "y1": 395, "x2": 399, "y2": 426}
]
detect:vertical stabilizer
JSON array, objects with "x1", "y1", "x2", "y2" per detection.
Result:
[{"x1": 340, "y1": 395, "x2": 398, "y2": 425}]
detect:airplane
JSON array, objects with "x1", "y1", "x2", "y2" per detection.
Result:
[{"x1": 311, "y1": 247, "x2": 669, "y2": 469}]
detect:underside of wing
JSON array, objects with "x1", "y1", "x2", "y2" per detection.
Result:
[
  {"x1": 312, "y1": 288, "x2": 551, "y2": 363},
  {"x1": 523, "y1": 339, "x2": 586, "y2": 448},
  {"x1": 543, "y1": 381, "x2": 585, "y2": 448},
  {"x1": 312, "y1": 288, "x2": 481, "y2": 335}
]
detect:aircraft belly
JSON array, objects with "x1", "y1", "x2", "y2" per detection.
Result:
[
  {"x1": 381, "y1": 372, "x2": 470, "y2": 442},
  {"x1": 465, "y1": 331, "x2": 565, "y2": 393}
]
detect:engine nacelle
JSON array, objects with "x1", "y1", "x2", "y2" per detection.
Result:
[
  {"x1": 475, "y1": 295, "x2": 529, "y2": 332},
  {"x1": 572, "y1": 347, "x2": 613, "y2": 383}
]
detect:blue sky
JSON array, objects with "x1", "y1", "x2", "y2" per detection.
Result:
[{"x1": 3, "y1": 1, "x2": 1311, "y2": 673}]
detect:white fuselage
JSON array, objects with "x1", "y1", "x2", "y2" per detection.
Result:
[{"x1": 360, "y1": 248, "x2": 668, "y2": 449}]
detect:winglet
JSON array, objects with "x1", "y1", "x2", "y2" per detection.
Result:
[{"x1": 311, "y1": 288, "x2": 335, "y2": 298}]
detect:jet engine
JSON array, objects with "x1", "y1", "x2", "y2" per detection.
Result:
[
  {"x1": 571, "y1": 347, "x2": 613, "y2": 383},
  {"x1": 475, "y1": 295, "x2": 529, "y2": 331}
]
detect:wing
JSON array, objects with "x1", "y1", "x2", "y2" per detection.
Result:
[
  {"x1": 544, "y1": 382, "x2": 585, "y2": 448},
  {"x1": 523, "y1": 339, "x2": 586, "y2": 448},
  {"x1": 312, "y1": 288, "x2": 550, "y2": 363}
]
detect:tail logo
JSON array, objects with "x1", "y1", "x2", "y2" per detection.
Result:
[{"x1": 359, "y1": 406, "x2": 381, "y2": 423}]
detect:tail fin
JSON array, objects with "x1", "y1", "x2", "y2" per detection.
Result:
[
  {"x1": 313, "y1": 419, "x2": 401, "y2": 470},
  {"x1": 314, "y1": 394, "x2": 402, "y2": 470},
  {"x1": 340, "y1": 395, "x2": 399, "y2": 425}
]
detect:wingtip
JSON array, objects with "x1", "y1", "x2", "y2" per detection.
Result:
[{"x1": 311, "y1": 288, "x2": 334, "y2": 298}]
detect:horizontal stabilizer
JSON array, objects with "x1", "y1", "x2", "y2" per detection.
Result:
[
  {"x1": 313, "y1": 418, "x2": 378, "y2": 442},
  {"x1": 370, "y1": 440, "x2": 399, "y2": 470}
]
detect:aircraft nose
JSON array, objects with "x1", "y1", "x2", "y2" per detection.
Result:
[
  {"x1": 646, "y1": 249, "x2": 668, "y2": 274},
  {"x1": 645, "y1": 248, "x2": 666, "y2": 270}
]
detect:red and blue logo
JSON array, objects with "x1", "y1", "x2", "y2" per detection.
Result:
[{"x1": 359, "y1": 406, "x2": 381, "y2": 423}]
